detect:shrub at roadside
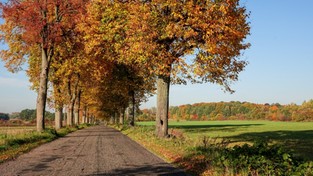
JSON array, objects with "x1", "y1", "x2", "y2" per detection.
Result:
[{"x1": 192, "y1": 140, "x2": 313, "y2": 175}]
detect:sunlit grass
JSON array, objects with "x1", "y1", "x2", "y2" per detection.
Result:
[
  {"x1": 0, "y1": 126, "x2": 36, "y2": 145},
  {"x1": 0, "y1": 126, "x2": 36, "y2": 134},
  {"x1": 137, "y1": 120, "x2": 313, "y2": 160}
]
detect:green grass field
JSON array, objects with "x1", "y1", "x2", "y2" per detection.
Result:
[{"x1": 137, "y1": 120, "x2": 313, "y2": 160}]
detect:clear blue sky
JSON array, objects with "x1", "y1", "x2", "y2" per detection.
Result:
[{"x1": 1, "y1": 0, "x2": 313, "y2": 113}]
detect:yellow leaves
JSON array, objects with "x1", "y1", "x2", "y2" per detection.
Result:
[
  {"x1": 147, "y1": 0, "x2": 247, "y2": 80},
  {"x1": 183, "y1": 29, "x2": 197, "y2": 39},
  {"x1": 0, "y1": 20, "x2": 29, "y2": 72},
  {"x1": 0, "y1": 0, "x2": 250, "y2": 115},
  {"x1": 172, "y1": 11, "x2": 183, "y2": 20}
]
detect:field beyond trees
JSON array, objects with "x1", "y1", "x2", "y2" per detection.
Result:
[{"x1": 120, "y1": 120, "x2": 313, "y2": 175}]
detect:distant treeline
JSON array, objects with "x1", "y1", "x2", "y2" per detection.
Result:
[
  {"x1": 0, "y1": 113, "x2": 9, "y2": 120},
  {"x1": 1, "y1": 109, "x2": 55, "y2": 121},
  {"x1": 138, "y1": 100, "x2": 313, "y2": 122}
]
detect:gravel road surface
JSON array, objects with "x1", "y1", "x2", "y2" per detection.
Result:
[{"x1": 0, "y1": 125, "x2": 186, "y2": 176}]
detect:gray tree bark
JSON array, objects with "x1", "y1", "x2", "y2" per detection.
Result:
[
  {"x1": 86, "y1": 112, "x2": 90, "y2": 124},
  {"x1": 55, "y1": 106, "x2": 63, "y2": 130},
  {"x1": 110, "y1": 114, "x2": 114, "y2": 124},
  {"x1": 74, "y1": 109, "x2": 79, "y2": 125},
  {"x1": 64, "y1": 111, "x2": 67, "y2": 126},
  {"x1": 91, "y1": 115, "x2": 95, "y2": 124},
  {"x1": 156, "y1": 75, "x2": 170, "y2": 138},
  {"x1": 67, "y1": 77, "x2": 79, "y2": 126},
  {"x1": 125, "y1": 107, "x2": 129, "y2": 121},
  {"x1": 129, "y1": 91, "x2": 135, "y2": 126},
  {"x1": 67, "y1": 102, "x2": 74, "y2": 126},
  {"x1": 36, "y1": 47, "x2": 51, "y2": 132},
  {"x1": 119, "y1": 109, "x2": 124, "y2": 125},
  {"x1": 74, "y1": 89, "x2": 81, "y2": 125},
  {"x1": 82, "y1": 106, "x2": 87, "y2": 124},
  {"x1": 115, "y1": 113, "x2": 119, "y2": 124}
]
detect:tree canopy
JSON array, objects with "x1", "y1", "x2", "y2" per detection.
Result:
[{"x1": 0, "y1": 0, "x2": 250, "y2": 135}]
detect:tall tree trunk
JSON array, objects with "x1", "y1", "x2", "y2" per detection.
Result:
[
  {"x1": 81, "y1": 110, "x2": 84, "y2": 124},
  {"x1": 85, "y1": 107, "x2": 88, "y2": 123},
  {"x1": 53, "y1": 85, "x2": 63, "y2": 130},
  {"x1": 86, "y1": 111, "x2": 90, "y2": 123},
  {"x1": 119, "y1": 109, "x2": 124, "y2": 125},
  {"x1": 74, "y1": 107, "x2": 79, "y2": 125},
  {"x1": 91, "y1": 115, "x2": 95, "y2": 124},
  {"x1": 156, "y1": 75, "x2": 170, "y2": 138},
  {"x1": 69, "y1": 100, "x2": 75, "y2": 125},
  {"x1": 66, "y1": 105, "x2": 71, "y2": 126},
  {"x1": 129, "y1": 90, "x2": 135, "y2": 126},
  {"x1": 125, "y1": 107, "x2": 129, "y2": 121},
  {"x1": 36, "y1": 47, "x2": 50, "y2": 132},
  {"x1": 82, "y1": 106, "x2": 87, "y2": 124},
  {"x1": 67, "y1": 78, "x2": 78, "y2": 126},
  {"x1": 55, "y1": 106, "x2": 63, "y2": 130},
  {"x1": 110, "y1": 114, "x2": 114, "y2": 124},
  {"x1": 74, "y1": 89, "x2": 81, "y2": 125},
  {"x1": 67, "y1": 103, "x2": 75, "y2": 126},
  {"x1": 115, "y1": 112, "x2": 118, "y2": 124},
  {"x1": 67, "y1": 80, "x2": 72, "y2": 126},
  {"x1": 64, "y1": 109, "x2": 67, "y2": 126}
]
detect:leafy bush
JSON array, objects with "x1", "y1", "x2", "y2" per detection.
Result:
[
  {"x1": 192, "y1": 140, "x2": 313, "y2": 175},
  {"x1": 78, "y1": 123, "x2": 93, "y2": 129},
  {"x1": 0, "y1": 113, "x2": 9, "y2": 120}
]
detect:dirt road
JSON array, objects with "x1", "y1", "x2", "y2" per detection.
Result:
[{"x1": 0, "y1": 126, "x2": 186, "y2": 176}]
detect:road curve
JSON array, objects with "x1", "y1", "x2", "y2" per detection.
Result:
[{"x1": 0, "y1": 125, "x2": 186, "y2": 176}]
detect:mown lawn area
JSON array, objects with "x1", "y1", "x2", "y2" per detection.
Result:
[{"x1": 138, "y1": 120, "x2": 313, "y2": 161}]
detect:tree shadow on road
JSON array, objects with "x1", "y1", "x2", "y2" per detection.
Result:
[
  {"x1": 18, "y1": 155, "x2": 62, "y2": 174},
  {"x1": 86, "y1": 164, "x2": 186, "y2": 176}
]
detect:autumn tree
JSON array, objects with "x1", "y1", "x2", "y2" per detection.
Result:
[
  {"x1": 139, "y1": 0, "x2": 250, "y2": 137},
  {"x1": 79, "y1": 0, "x2": 155, "y2": 125},
  {"x1": 50, "y1": 52, "x2": 66, "y2": 129},
  {"x1": 0, "y1": 0, "x2": 88, "y2": 131}
]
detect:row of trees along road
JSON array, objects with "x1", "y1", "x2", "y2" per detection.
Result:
[{"x1": 0, "y1": 0, "x2": 250, "y2": 137}]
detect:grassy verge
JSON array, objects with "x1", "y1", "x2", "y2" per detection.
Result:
[
  {"x1": 0, "y1": 123, "x2": 92, "y2": 163},
  {"x1": 116, "y1": 121, "x2": 313, "y2": 175}
]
